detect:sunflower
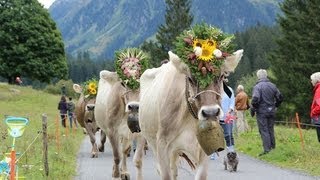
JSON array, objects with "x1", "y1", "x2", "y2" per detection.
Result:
[
  {"x1": 89, "y1": 88, "x2": 97, "y2": 95},
  {"x1": 82, "y1": 78, "x2": 98, "y2": 98},
  {"x1": 88, "y1": 82, "x2": 97, "y2": 90},
  {"x1": 193, "y1": 39, "x2": 217, "y2": 61}
]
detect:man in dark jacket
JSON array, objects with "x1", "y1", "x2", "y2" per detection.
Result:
[{"x1": 251, "y1": 69, "x2": 283, "y2": 156}]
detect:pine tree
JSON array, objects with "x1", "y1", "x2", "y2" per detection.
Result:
[
  {"x1": 270, "y1": 0, "x2": 320, "y2": 121},
  {"x1": 0, "y1": 0, "x2": 67, "y2": 84},
  {"x1": 141, "y1": 0, "x2": 193, "y2": 67},
  {"x1": 229, "y1": 25, "x2": 279, "y2": 87}
]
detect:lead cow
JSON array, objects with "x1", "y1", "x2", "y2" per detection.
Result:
[
  {"x1": 73, "y1": 84, "x2": 107, "y2": 158},
  {"x1": 139, "y1": 39, "x2": 243, "y2": 180}
]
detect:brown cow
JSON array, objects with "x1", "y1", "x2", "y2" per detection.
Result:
[
  {"x1": 73, "y1": 84, "x2": 107, "y2": 158},
  {"x1": 95, "y1": 70, "x2": 144, "y2": 180},
  {"x1": 138, "y1": 50, "x2": 243, "y2": 180}
]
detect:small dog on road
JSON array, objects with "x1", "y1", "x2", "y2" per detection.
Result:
[{"x1": 223, "y1": 152, "x2": 238, "y2": 172}]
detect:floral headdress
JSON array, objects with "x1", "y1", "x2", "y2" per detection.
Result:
[
  {"x1": 174, "y1": 23, "x2": 235, "y2": 88},
  {"x1": 82, "y1": 78, "x2": 98, "y2": 99},
  {"x1": 115, "y1": 48, "x2": 149, "y2": 90}
]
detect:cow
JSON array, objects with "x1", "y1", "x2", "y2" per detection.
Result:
[
  {"x1": 138, "y1": 50, "x2": 243, "y2": 180},
  {"x1": 73, "y1": 84, "x2": 107, "y2": 158},
  {"x1": 95, "y1": 70, "x2": 145, "y2": 180}
]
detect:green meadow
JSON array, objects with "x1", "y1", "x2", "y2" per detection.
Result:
[
  {"x1": 236, "y1": 114, "x2": 320, "y2": 176},
  {"x1": 0, "y1": 83, "x2": 84, "y2": 179}
]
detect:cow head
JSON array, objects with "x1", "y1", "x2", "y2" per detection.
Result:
[
  {"x1": 170, "y1": 49, "x2": 243, "y2": 121},
  {"x1": 122, "y1": 85, "x2": 140, "y2": 133},
  {"x1": 73, "y1": 84, "x2": 97, "y2": 126}
]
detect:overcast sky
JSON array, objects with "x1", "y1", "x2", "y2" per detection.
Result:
[{"x1": 38, "y1": 0, "x2": 55, "y2": 9}]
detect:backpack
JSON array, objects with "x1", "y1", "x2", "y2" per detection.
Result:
[{"x1": 67, "y1": 102, "x2": 75, "y2": 112}]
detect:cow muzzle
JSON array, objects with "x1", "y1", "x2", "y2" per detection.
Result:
[
  {"x1": 126, "y1": 102, "x2": 141, "y2": 133},
  {"x1": 198, "y1": 105, "x2": 222, "y2": 121}
]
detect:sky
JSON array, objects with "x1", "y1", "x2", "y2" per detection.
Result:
[{"x1": 37, "y1": 0, "x2": 56, "y2": 9}]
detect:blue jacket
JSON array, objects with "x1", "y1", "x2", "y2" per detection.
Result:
[{"x1": 251, "y1": 78, "x2": 283, "y2": 115}]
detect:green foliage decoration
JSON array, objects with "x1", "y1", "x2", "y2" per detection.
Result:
[
  {"x1": 174, "y1": 23, "x2": 235, "y2": 88},
  {"x1": 115, "y1": 48, "x2": 150, "y2": 90}
]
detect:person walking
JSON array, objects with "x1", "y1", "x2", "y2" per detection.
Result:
[
  {"x1": 61, "y1": 84, "x2": 66, "y2": 96},
  {"x1": 67, "y1": 97, "x2": 76, "y2": 128},
  {"x1": 235, "y1": 84, "x2": 250, "y2": 135},
  {"x1": 58, "y1": 96, "x2": 68, "y2": 128},
  {"x1": 310, "y1": 72, "x2": 320, "y2": 142},
  {"x1": 211, "y1": 84, "x2": 236, "y2": 160},
  {"x1": 251, "y1": 69, "x2": 283, "y2": 156}
]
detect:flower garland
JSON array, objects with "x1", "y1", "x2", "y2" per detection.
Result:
[
  {"x1": 115, "y1": 48, "x2": 149, "y2": 90},
  {"x1": 82, "y1": 78, "x2": 98, "y2": 99},
  {"x1": 174, "y1": 23, "x2": 235, "y2": 88}
]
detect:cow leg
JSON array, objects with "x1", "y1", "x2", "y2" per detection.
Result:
[
  {"x1": 120, "y1": 136, "x2": 131, "y2": 180},
  {"x1": 157, "y1": 138, "x2": 171, "y2": 180},
  {"x1": 107, "y1": 130, "x2": 122, "y2": 180},
  {"x1": 170, "y1": 153, "x2": 179, "y2": 180},
  {"x1": 98, "y1": 130, "x2": 107, "y2": 152},
  {"x1": 133, "y1": 135, "x2": 146, "y2": 180},
  {"x1": 194, "y1": 152, "x2": 209, "y2": 180},
  {"x1": 86, "y1": 123, "x2": 98, "y2": 158}
]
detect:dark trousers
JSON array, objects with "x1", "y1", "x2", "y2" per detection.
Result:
[
  {"x1": 220, "y1": 121, "x2": 234, "y2": 147},
  {"x1": 256, "y1": 113, "x2": 275, "y2": 152},
  {"x1": 68, "y1": 112, "x2": 74, "y2": 128},
  {"x1": 60, "y1": 114, "x2": 67, "y2": 128},
  {"x1": 316, "y1": 126, "x2": 320, "y2": 142}
]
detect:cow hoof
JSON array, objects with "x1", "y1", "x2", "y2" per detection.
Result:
[
  {"x1": 121, "y1": 173, "x2": 130, "y2": 180},
  {"x1": 98, "y1": 145, "x2": 105, "y2": 152},
  {"x1": 91, "y1": 153, "x2": 98, "y2": 158}
]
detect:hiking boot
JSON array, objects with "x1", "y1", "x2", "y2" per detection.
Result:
[{"x1": 258, "y1": 151, "x2": 269, "y2": 156}]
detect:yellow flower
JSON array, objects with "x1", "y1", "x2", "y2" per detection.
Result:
[
  {"x1": 89, "y1": 88, "x2": 97, "y2": 95},
  {"x1": 88, "y1": 82, "x2": 97, "y2": 90},
  {"x1": 193, "y1": 39, "x2": 217, "y2": 61}
]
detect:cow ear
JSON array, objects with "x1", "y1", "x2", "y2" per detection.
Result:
[
  {"x1": 100, "y1": 70, "x2": 119, "y2": 85},
  {"x1": 73, "y1": 84, "x2": 82, "y2": 94},
  {"x1": 169, "y1": 51, "x2": 190, "y2": 75},
  {"x1": 221, "y1": 49, "x2": 244, "y2": 74}
]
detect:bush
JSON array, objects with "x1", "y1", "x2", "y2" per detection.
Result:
[{"x1": 44, "y1": 80, "x2": 76, "y2": 97}]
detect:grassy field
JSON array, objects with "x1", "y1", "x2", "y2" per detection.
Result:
[
  {"x1": 0, "y1": 83, "x2": 84, "y2": 179},
  {"x1": 236, "y1": 113, "x2": 320, "y2": 176}
]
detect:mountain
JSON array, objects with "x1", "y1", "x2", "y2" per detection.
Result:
[{"x1": 49, "y1": 0, "x2": 282, "y2": 59}]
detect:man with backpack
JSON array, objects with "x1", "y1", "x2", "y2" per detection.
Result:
[{"x1": 67, "y1": 97, "x2": 77, "y2": 128}]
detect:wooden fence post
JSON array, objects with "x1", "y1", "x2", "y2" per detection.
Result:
[
  {"x1": 42, "y1": 114, "x2": 49, "y2": 176},
  {"x1": 295, "y1": 113, "x2": 305, "y2": 150}
]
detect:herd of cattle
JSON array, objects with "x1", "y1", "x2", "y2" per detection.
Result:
[{"x1": 72, "y1": 50, "x2": 243, "y2": 180}]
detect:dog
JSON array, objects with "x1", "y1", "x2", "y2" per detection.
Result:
[{"x1": 223, "y1": 151, "x2": 239, "y2": 172}]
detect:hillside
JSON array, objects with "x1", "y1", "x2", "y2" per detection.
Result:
[{"x1": 49, "y1": 0, "x2": 282, "y2": 59}]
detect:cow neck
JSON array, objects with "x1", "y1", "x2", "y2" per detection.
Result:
[{"x1": 185, "y1": 76, "x2": 199, "y2": 119}]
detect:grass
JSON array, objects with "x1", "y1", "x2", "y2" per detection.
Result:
[
  {"x1": 236, "y1": 113, "x2": 320, "y2": 176},
  {"x1": 0, "y1": 83, "x2": 84, "y2": 179}
]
